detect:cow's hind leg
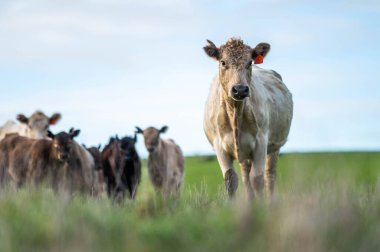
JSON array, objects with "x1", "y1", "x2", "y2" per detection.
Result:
[
  {"x1": 250, "y1": 135, "x2": 267, "y2": 198},
  {"x1": 265, "y1": 151, "x2": 279, "y2": 198},
  {"x1": 240, "y1": 161, "x2": 253, "y2": 200}
]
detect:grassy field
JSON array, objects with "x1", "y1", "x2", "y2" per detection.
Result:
[{"x1": 1, "y1": 152, "x2": 380, "y2": 252}]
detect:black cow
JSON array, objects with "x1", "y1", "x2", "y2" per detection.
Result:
[{"x1": 101, "y1": 135, "x2": 141, "y2": 201}]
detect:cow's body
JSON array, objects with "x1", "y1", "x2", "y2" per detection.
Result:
[
  {"x1": 0, "y1": 111, "x2": 61, "y2": 140},
  {"x1": 203, "y1": 38, "x2": 293, "y2": 198},
  {"x1": 136, "y1": 126, "x2": 184, "y2": 197},
  {"x1": 0, "y1": 130, "x2": 96, "y2": 194},
  {"x1": 101, "y1": 136, "x2": 141, "y2": 201},
  {"x1": 0, "y1": 134, "x2": 68, "y2": 190},
  {"x1": 147, "y1": 139, "x2": 184, "y2": 196},
  {"x1": 69, "y1": 142, "x2": 96, "y2": 194},
  {"x1": 86, "y1": 146, "x2": 106, "y2": 196},
  {"x1": 204, "y1": 66, "x2": 292, "y2": 160}
]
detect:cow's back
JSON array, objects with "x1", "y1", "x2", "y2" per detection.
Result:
[
  {"x1": 0, "y1": 121, "x2": 28, "y2": 141},
  {"x1": 251, "y1": 66, "x2": 293, "y2": 152}
]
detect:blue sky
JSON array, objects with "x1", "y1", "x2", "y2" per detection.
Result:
[{"x1": 0, "y1": 0, "x2": 379, "y2": 156}]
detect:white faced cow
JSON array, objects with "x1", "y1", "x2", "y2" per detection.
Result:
[
  {"x1": 203, "y1": 38, "x2": 293, "y2": 199},
  {"x1": 0, "y1": 110, "x2": 61, "y2": 140}
]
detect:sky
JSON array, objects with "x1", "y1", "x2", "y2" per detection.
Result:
[{"x1": 0, "y1": 0, "x2": 379, "y2": 156}]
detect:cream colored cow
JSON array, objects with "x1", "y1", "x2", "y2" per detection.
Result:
[
  {"x1": 203, "y1": 38, "x2": 293, "y2": 199},
  {"x1": 0, "y1": 110, "x2": 61, "y2": 140}
]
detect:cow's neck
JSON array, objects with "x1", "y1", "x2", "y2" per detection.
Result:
[{"x1": 223, "y1": 95, "x2": 247, "y2": 161}]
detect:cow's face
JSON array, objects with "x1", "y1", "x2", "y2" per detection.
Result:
[
  {"x1": 120, "y1": 135, "x2": 137, "y2": 161},
  {"x1": 17, "y1": 111, "x2": 61, "y2": 139},
  {"x1": 135, "y1": 126, "x2": 168, "y2": 153},
  {"x1": 47, "y1": 129, "x2": 80, "y2": 162},
  {"x1": 203, "y1": 38, "x2": 270, "y2": 101}
]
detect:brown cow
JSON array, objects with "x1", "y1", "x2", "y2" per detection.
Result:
[
  {"x1": 0, "y1": 130, "x2": 80, "y2": 191},
  {"x1": 203, "y1": 38, "x2": 293, "y2": 199},
  {"x1": 85, "y1": 145, "x2": 106, "y2": 196},
  {"x1": 135, "y1": 126, "x2": 184, "y2": 197}
]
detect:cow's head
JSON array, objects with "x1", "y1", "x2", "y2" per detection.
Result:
[
  {"x1": 135, "y1": 126, "x2": 168, "y2": 153},
  {"x1": 47, "y1": 128, "x2": 80, "y2": 162},
  {"x1": 119, "y1": 135, "x2": 137, "y2": 161},
  {"x1": 17, "y1": 110, "x2": 61, "y2": 139},
  {"x1": 203, "y1": 38, "x2": 270, "y2": 101}
]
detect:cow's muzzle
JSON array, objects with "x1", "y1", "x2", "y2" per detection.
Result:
[
  {"x1": 231, "y1": 85, "x2": 249, "y2": 101},
  {"x1": 57, "y1": 153, "x2": 69, "y2": 162}
]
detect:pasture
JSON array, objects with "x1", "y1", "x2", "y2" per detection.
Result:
[{"x1": 0, "y1": 152, "x2": 380, "y2": 252}]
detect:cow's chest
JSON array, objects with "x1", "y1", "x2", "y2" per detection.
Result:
[{"x1": 220, "y1": 130, "x2": 256, "y2": 161}]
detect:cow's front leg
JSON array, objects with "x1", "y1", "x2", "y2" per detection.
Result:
[
  {"x1": 214, "y1": 142, "x2": 238, "y2": 198},
  {"x1": 240, "y1": 160, "x2": 253, "y2": 200},
  {"x1": 250, "y1": 133, "x2": 268, "y2": 198}
]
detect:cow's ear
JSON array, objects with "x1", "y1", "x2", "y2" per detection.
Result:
[
  {"x1": 47, "y1": 131, "x2": 55, "y2": 139},
  {"x1": 49, "y1": 113, "x2": 61, "y2": 125},
  {"x1": 135, "y1": 127, "x2": 143, "y2": 134},
  {"x1": 70, "y1": 129, "x2": 80, "y2": 139},
  {"x1": 203, "y1": 40, "x2": 220, "y2": 61},
  {"x1": 17, "y1": 114, "x2": 29, "y2": 124},
  {"x1": 159, "y1": 126, "x2": 168, "y2": 134},
  {"x1": 252, "y1": 43, "x2": 270, "y2": 64}
]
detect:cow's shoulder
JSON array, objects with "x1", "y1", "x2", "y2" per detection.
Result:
[{"x1": 252, "y1": 66, "x2": 283, "y2": 82}]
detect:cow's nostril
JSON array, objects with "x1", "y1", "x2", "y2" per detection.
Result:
[
  {"x1": 232, "y1": 86, "x2": 239, "y2": 95},
  {"x1": 243, "y1": 87, "x2": 249, "y2": 95}
]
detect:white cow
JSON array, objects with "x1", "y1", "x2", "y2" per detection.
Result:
[
  {"x1": 203, "y1": 38, "x2": 293, "y2": 199},
  {"x1": 0, "y1": 110, "x2": 61, "y2": 140}
]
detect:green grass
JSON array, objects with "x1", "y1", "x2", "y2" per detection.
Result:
[{"x1": 1, "y1": 152, "x2": 380, "y2": 252}]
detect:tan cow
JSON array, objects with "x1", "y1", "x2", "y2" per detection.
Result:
[
  {"x1": 0, "y1": 110, "x2": 61, "y2": 140},
  {"x1": 0, "y1": 129, "x2": 96, "y2": 195},
  {"x1": 135, "y1": 126, "x2": 184, "y2": 197},
  {"x1": 0, "y1": 130, "x2": 80, "y2": 191},
  {"x1": 203, "y1": 38, "x2": 293, "y2": 199}
]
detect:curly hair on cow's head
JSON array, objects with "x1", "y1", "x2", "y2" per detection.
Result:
[{"x1": 219, "y1": 37, "x2": 252, "y2": 65}]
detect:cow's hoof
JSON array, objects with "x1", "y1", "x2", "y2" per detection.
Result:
[{"x1": 225, "y1": 169, "x2": 238, "y2": 198}]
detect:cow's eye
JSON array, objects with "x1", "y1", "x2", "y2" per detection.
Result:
[{"x1": 220, "y1": 61, "x2": 226, "y2": 67}]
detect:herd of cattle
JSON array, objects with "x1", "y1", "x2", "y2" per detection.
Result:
[
  {"x1": 0, "y1": 111, "x2": 184, "y2": 201},
  {"x1": 0, "y1": 37, "x2": 294, "y2": 202}
]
